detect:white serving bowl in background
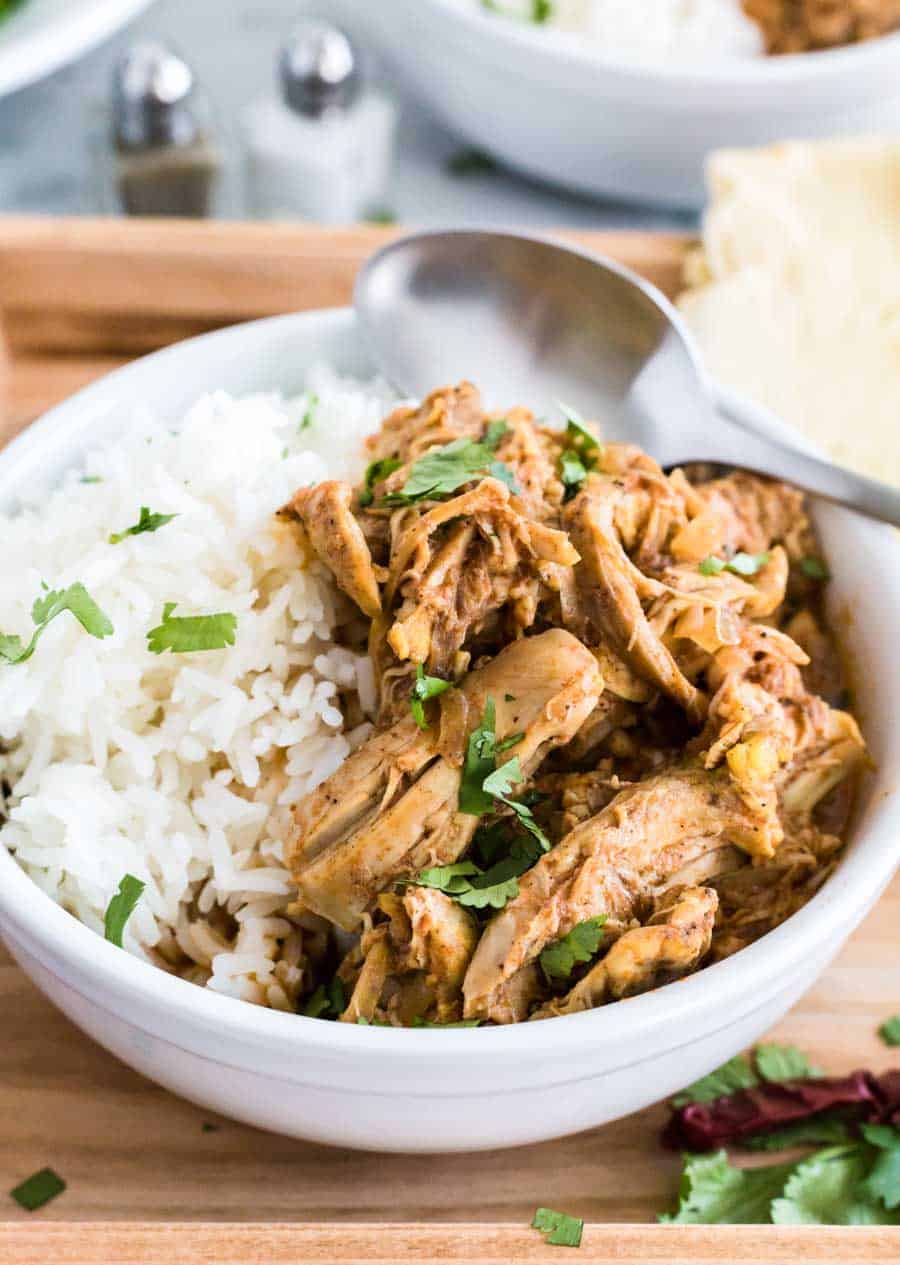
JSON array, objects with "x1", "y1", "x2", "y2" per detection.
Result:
[
  {"x1": 329, "y1": 0, "x2": 900, "y2": 207},
  {"x1": 0, "y1": 307, "x2": 897, "y2": 1153}
]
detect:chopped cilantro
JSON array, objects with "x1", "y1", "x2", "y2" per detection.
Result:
[
  {"x1": 532, "y1": 0, "x2": 553, "y2": 18},
  {"x1": 445, "y1": 146, "x2": 498, "y2": 176},
  {"x1": 699, "y1": 552, "x2": 770, "y2": 578},
  {"x1": 755, "y1": 1044, "x2": 821, "y2": 1083},
  {"x1": 299, "y1": 393, "x2": 319, "y2": 431},
  {"x1": 488, "y1": 459, "x2": 521, "y2": 496},
  {"x1": 10, "y1": 1167, "x2": 66, "y2": 1212},
  {"x1": 532, "y1": 1207, "x2": 583, "y2": 1247},
  {"x1": 480, "y1": 754, "x2": 550, "y2": 851},
  {"x1": 540, "y1": 916, "x2": 607, "y2": 982},
  {"x1": 303, "y1": 975, "x2": 345, "y2": 1020},
  {"x1": 384, "y1": 437, "x2": 517, "y2": 505},
  {"x1": 459, "y1": 697, "x2": 498, "y2": 815},
  {"x1": 359, "y1": 456, "x2": 402, "y2": 508},
  {"x1": 661, "y1": 1151, "x2": 798, "y2": 1225},
  {"x1": 410, "y1": 664, "x2": 453, "y2": 729},
  {"x1": 356, "y1": 1015, "x2": 391, "y2": 1027},
  {"x1": 495, "y1": 732, "x2": 524, "y2": 754},
  {"x1": 411, "y1": 843, "x2": 539, "y2": 911},
  {"x1": 0, "y1": 581, "x2": 113, "y2": 665},
  {"x1": 800, "y1": 556, "x2": 830, "y2": 581},
  {"x1": 560, "y1": 403, "x2": 602, "y2": 457},
  {"x1": 559, "y1": 450, "x2": 589, "y2": 497},
  {"x1": 410, "y1": 1016, "x2": 482, "y2": 1029},
  {"x1": 109, "y1": 505, "x2": 177, "y2": 544},
  {"x1": 771, "y1": 1142, "x2": 900, "y2": 1225},
  {"x1": 103, "y1": 874, "x2": 145, "y2": 947},
  {"x1": 146, "y1": 604, "x2": 236, "y2": 655},
  {"x1": 859, "y1": 1125, "x2": 900, "y2": 1211},
  {"x1": 484, "y1": 419, "x2": 508, "y2": 449},
  {"x1": 879, "y1": 1014, "x2": 900, "y2": 1046}
]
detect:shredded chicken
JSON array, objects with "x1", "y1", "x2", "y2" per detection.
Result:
[{"x1": 280, "y1": 382, "x2": 866, "y2": 1027}]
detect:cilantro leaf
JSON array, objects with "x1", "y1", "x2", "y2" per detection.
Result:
[
  {"x1": 410, "y1": 847, "x2": 537, "y2": 913},
  {"x1": 410, "y1": 664, "x2": 453, "y2": 729},
  {"x1": 387, "y1": 438, "x2": 514, "y2": 504},
  {"x1": 859, "y1": 1125, "x2": 900, "y2": 1211},
  {"x1": 559, "y1": 402, "x2": 601, "y2": 457},
  {"x1": 413, "y1": 861, "x2": 481, "y2": 894},
  {"x1": 488, "y1": 459, "x2": 521, "y2": 495},
  {"x1": 755, "y1": 1044, "x2": 821, "y2": 1083},
  {"x1": 108, "y1": 505, "x2": 177, "y2": 544},
  {"x1": 699, "y1": 552, "x2": 770, "y2": 578},
  {"x1": 878, "y1": 1014, "x2": 900, "y2": 1047},
  {"x1": 303, "y1": 975, "x2": 345, "y2": 1020},
  {"x1": 459, "y1": 697, "x2": 497, "y2": 815},
  {"x1": 103, "y1": 874, "x2": 146, "y2": 947},
  {"x1": 0, "y1": 581, "x2": 114, "y2": 665},
  {"x1": 540, "y1": 916, "x2": 607, "y2": 982},
  {"x1": 358, "y1": 456, "x2": 402, "y2": 508},
  {"x1": 800, "y1": 556, "x2": 830, "y2": 581},
  {"x1": 10, "y1": 1167, "x2": 66, "y2": 1212},
  {"x1": 672, "y1": 1054, "x2": 759, "y2": 1107},
  {"x1": 531, "y1": 1207, "x2": 583, "y2": 1248},
  {"x1": 559, "y1": 450, "x2": 589, "y2": 497},
  {"x1": 661, "y1": 1151, "x2": 798, "y2": 1225},
  {"x1": 772, "y1": 1144, "x2": 900, "y2": 1225},
  {"x1": 484, "y1": 419, "x2": 508, "y2": 449},
  {"x1": 146, "y1": 605, "x2": 237, "y2": 655},
  {"x1": 495, "y1": 732, "x2": 524, "y2": 754},
  {"x1": 745, "y1": 1116, "x2": 856, "y2": 1151}
]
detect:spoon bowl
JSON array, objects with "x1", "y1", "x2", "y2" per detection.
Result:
[{"x1": 355, "y1": 229, "x2": 900, "y2": 525}]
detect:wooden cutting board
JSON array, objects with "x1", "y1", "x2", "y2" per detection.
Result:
[{"x1": 0, "y1": 219, "x2": 896, "y2": 1263}]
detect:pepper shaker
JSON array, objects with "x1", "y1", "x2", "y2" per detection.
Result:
[
  {"x1": 242, "y1": 21, "x2": 397, "y2": 223},
  {"x1": 109, "y1": 42, "x2": 222, "y2": 218}
]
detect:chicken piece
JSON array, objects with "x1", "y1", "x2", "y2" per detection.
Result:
[
  {"x1": 283, "y1": 480, "x2": 382, "y2": 619},
  {"x1": 564, "y1": 481, "x2": 706, "y2": 723},
  {"x1": 683, "y1": 471, "x2": 809, "y2": 561},
  {"x1": 532, "y1": 885, "x2": 717, "y2": 1019},
  {"x1": 340, "y1": 888, "x2": 479, "y2": 1025},
  {"x1": 288, "y1": 629, "x2": 602, "y2": 930},
  {"x1": 364, "y1": 381, "x2": 486, "y2": 468},
  {"x1": 463, "y1": 765, "x2": 781, "y2": 1023}
]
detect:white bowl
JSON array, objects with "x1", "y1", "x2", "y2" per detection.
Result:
[
  {"x1": 333, "y1": 0, "x2": 900, "y2": 207},
  {"x1": 0, "y1": 0, "x2": 158, "y2": 99},
  {"x1": 0, "y1": 307, "x2": 897, "y2": 1153}
]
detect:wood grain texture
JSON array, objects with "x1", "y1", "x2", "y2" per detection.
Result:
[
  {"x1": 1, "y1": 1223, "x2": 898, "y2": 1265},
  {"x1": 0, "y1": 219, "x2": 896, "y2": 1247}
]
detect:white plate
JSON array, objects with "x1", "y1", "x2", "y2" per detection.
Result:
[
  {"x1": 0, "y1": 308, "x2": 897, "y2": 1151},
  {"x1": 0, "y1": 0, "x2": 157, "y2": 98}
]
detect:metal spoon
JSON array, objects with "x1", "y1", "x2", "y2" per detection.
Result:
[{"x1": 355, "y1": 229, "x2": 900, "y2": 526}]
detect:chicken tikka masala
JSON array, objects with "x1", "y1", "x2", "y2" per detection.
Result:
[{"x1": 280, "y1": 382, "x2": 866, "y2": 1027}]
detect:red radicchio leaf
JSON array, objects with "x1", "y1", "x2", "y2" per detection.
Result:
[{"x1": 663, "y1": 1070, "x2": 900, "y2": 1152}]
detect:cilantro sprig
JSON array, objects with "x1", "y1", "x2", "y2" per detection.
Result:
[
  {"x1": 103, "y1": 874, "x2": 146, "y2": 948},
  {"x1": 359, "y1": 456, "x2": 402, "y2": 508},
  {"x1": 531, "y1": 1207, "x2": 583, "y2": 1247},
  {"x1": 672, "y1": 1044, "x2": 819, "y2": 1107},
  {"x1": 108, "y1": 505, "x2": 177, "y2": 544},
  {"x1": 410, "y1": 664, "x2": 453, "y2": 729},
  {"x1": 0, "y1": 581, "x2": 113, "y2": 665},
  {"x1": 540, "y1": 917, "x2": 608, "y2": 983},
  {"x1": 146, "y1": 603, "x2": 237, "y2": 655},
  {"x1": 381, "y1": 429, "x2": 518, "y2": 506},
  {"x1": 458, "y1": 700, "x2": 549, "y2": 850},
  {"x1": 558, "y1": 403, "x2": 602, "y2": 499},
  {"x1": 699, "y1": 552, "x2": 770, "y2": 578}
]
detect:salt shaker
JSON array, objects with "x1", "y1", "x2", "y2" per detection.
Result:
[
  {"x1": 243, "y1": 21, "x2": 396, "y2": 224},
  {"x1": 109, "y1": 42, "x2": 222, "y2": 218}
]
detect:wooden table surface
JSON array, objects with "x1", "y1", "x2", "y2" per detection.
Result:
[{"x1": 0, "y1": 219, "x2": 896, "y2": 1257}]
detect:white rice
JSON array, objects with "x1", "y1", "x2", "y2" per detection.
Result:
[
  {"x1": 471, "y1": 0, "x2": 764, "y2": 61},
  {"x1": 0, "y1": 365, "x2": 396, "y2": 1010}
]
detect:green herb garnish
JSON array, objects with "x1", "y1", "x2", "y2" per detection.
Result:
[
  {"x1": 662, "y1": 1152, "x2": 799, "y2": 1225},
  {"x1": 495, "y1": 732, "x2": 524, "y2": 754},
  {"x1": 879, "y1": 1014, "x2": 900, "y2": 1047},
  {"x1": 459, "y1": 697, "x2": 498, "y2": 815},
  {"x1": 80, "y1": 475, "x2": 103, "y2": 484},
  {"x1": 484, "y1": 419, "x2": 508, "y2": 449},
  {"x1": 540, "y1": 916, "x2": 607, "y2": 982},
  {"x1": 480, "y1": 754, "x2": 550, "y2": 851},
  {"x1": 109, "y1": 505, "x2": 177, "y2": 544},
  {"x1": 672, "y1": 1054, "x2": 760, "y2": 1107},
  {"x1": 103, "y1": 874, "x2": 146, "y2": 948},
  {"x1": 531, "y1": 1207, "x2": 583, "y2": 1248},
  {"x1": 699, "y1": 552, "x2": 770, "y2": 578},
  {"x1": 299, "y1": 393, "x2": 319, "y2": 431},
  {"x1": 800, "y1": 556, "x2": 830, "y2": 581},
  {"x1": 755, "y1": 1044, "x2": 821, "y2": 1083},
  {"x1": 410, "y1": 664, "x2": 454, "y2": 729},
  {"x1": 771, "y1": 1139, "x2": 900, "y2": 1225},
  {"x1": 558, "y1": 403, "x2": 602, "y2": 498},
  {"x1": 146, "y1": 603, "x2": 236, "y2": 655},
  {"x1": 745, "y1": 1117, "x2": 855, "y2": 1152},
  {"x1": 384, "y1": 438, "x2": 517, "y2": 505},
  {"x1": 10, "y1": 1167, "x2": 66, "y2": 1212},
  {"x1": 0, "y1": 581, "x2": 113, "y2": 665},
  {"x1": 410, "y1": 1016, "x2": 482, "y2": 1029},
  {"x1": 412, "y1": 857, "x2": 521, "y2": 911},
  {"x1": 303, "y1": 975, "x2": 345, "y2": 1020},
  {"x1": 359, "y1": 456, "x2": 403, "y2": 508}
]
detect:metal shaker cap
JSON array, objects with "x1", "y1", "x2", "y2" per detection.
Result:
[
  {"x1": 112, "y1": 42, "x2": 202, "y2": 150},
  {"x1": 279, "y1": 20, "x2": 362, "y2": 118}
]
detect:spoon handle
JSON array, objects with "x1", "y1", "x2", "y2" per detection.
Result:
[{"x1": 689, "y1": 414, "x2": 900, "y2": 527}]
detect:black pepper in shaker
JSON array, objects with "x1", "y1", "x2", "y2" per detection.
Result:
[{"x1": 112, "y1": 42, "x2": 221, "y2": 218}]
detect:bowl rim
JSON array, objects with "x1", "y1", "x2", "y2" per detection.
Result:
[
  {"x1": 426, "y1": 0, "x2": 900, "y2": 87},
  {"x1": 0, "y1": 305, "x2": 897, "y2": 1068}
]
